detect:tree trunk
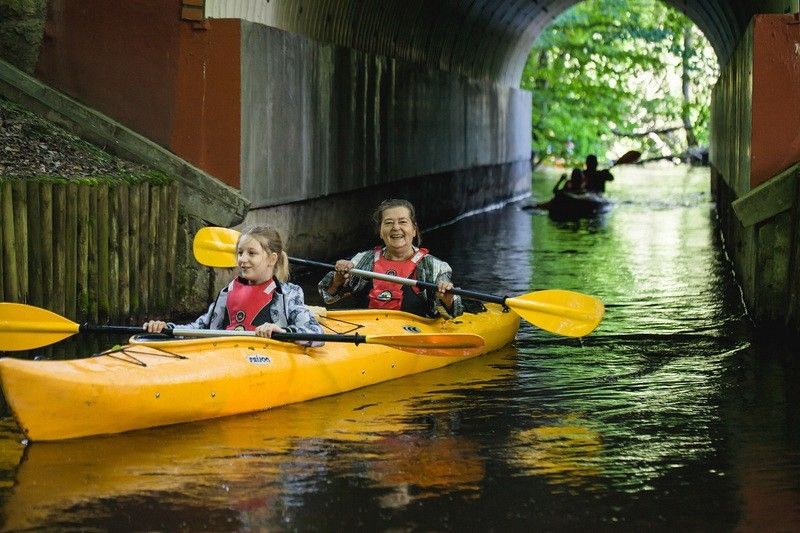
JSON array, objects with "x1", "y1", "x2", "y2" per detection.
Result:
[{"x1": 681, "y1": 26, "x2": 699, "y2": 148}]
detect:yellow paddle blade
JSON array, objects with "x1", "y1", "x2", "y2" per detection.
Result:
[
  {"x1": 505, "y1": 290, "x2": 605, "y2": 337},
  {"x1": 365, "y1": 333, "x2": 485, "y2": 357},
  {"x1": 192, "y1": 226, "x2": 239, "y2": 268},
  {"x1": 0, "y1": 303, "x2": 80, "y2": 351}
]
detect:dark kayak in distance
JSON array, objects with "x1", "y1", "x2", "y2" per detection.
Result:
[{"x1": 524, "y1": 191, "x2": 612, "y2": 221}]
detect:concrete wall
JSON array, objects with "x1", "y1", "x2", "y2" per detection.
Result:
[
  {"x1": 241, "y1": 160, "x2": 531, "y2": 259},
  {"x1": 240, "y1": 22, "x2": 532, "y2": 207}
]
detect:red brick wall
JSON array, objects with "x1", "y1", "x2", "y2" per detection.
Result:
[
  {"x1": 35, "y1": 1, "x2": 241, "y2": 188},
  {"x1": 750, "y1": 14, "x2": 800, "y2": 187}
]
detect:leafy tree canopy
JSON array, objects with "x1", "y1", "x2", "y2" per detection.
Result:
[{"x1": 523, "y1": 0, "x2": 719, "y2": 167}]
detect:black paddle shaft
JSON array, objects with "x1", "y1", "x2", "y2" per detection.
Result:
[
  {"x1": 272, "y1": 332, "x2": 367, "y2": 344},
  {"x1": 79, "y1": 324, "x2": 157, "y2": 335},
  {"x1": 289, "y1": 257, "x2": 507, "y2": 305}
]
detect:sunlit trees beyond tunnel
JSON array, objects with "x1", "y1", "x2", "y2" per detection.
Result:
[{"x1": 524, "y1": 0, "x2": 719, "y2": 168}]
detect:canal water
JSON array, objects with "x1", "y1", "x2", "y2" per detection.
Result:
[{"x1": 0, "y1": 164, "x2": 799, "y2": 531}]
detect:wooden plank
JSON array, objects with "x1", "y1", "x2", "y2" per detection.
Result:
[
  {"x1": 65, "y1": 183, "x2": 78, "y2": 319},
  {"x1": 118, "y1": 185, "x2": 131, "y2": 317},
  {"x1": 26, "y1": 182, "x2": 43, "y2": 307},
  {"x1": 1, "y1": 182, "x2": 18, "y2": 301},
  {"x1": 149, "y1": 185, "x2": 161, "y2": 310},
  {"x1": 77, "y1": 185, "x2": 90, "y2": 318},
  {"x1": 129, "y1": 184, "x2": 141, "y2": 318},
  {"x1": 40, "y1": 183, "x2": 54, "y2": 311},
  {"x1": 53, "y1": 185, "x2": 66, "y2": 315},
  {"x1": 12, "y1": 181, "x2": 28, "y2": 303},
  {"x1": 108, "y1": 186, "x2": 119, "y2": 318},
  {"x1": 732, "y1": 164, "x2": 798, "y2": 227},
  {"x1": 138, "y1": 182, "x2": 150, "y2": 315},
  {"x1": 87, "y1": 187, "x2": 98, "y2": 322},
  {"x1": 155, "y1": 185, "x2": 169, "y2": 310},
  {"x1": 166, "y1": 183, "x2": 180, "y2": 313},
  {"x1": 97, "y1": 185, "x2": 110, "y2": 319},
  {"x1": 0, "y1": 184, "x2": 5, "y2": 301}
]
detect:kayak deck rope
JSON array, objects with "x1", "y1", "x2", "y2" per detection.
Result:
[
  {"x1": 318, "y1": 315, "x2": 365, "y2": 335},
  {"x1": 101, "y1": 345, "x2": 187, "y2": 367}
]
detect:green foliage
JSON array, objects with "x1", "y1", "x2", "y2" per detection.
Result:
[{"x1": 523, "y1": 0, "x2": 719, "y2": 166}]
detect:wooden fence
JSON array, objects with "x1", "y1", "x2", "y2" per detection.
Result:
[{"x1": 0, "y1": 180, "x2": 179, "y2": 322}]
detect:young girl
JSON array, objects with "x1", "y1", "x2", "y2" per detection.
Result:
[{"x1": 144, "y1": 225, "x2": 323, "y2": 345}]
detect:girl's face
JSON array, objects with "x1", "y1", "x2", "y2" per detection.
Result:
[
  {"x1": 379, "y1": 206, "x2": 417, "y2": 256},
  {"x1": 237, "y1": 236, "x2": 277, "y2": 284}
]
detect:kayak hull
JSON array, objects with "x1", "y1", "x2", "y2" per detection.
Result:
[
  {"x1": 0, "y1": 305, "x2": 519, "y2": 441},
  {"x1": 548, "y1": 191, "x2": 611, "y2": 220}
]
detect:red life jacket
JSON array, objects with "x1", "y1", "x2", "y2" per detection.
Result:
[
  {"x1": 225, "y1": 278, "x2": 276, "y2": 330},
  {"x1": 368, "y1": 246, "x2": 428, "y2": 310}
]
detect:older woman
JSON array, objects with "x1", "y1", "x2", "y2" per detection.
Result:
[{"x1": 318, "y1": 199, "x2": 463, "y2": 318}]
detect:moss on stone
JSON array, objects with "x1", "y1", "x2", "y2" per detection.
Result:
[{"x1": 0, "y1": 96, "x2": 175, "y2": 185}]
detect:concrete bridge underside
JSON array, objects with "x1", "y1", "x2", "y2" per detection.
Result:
[
  {"x1": 3, "y1": 0, "x2": 800, "y2": 330},
  {"x1": 20, "y1": 0, "x2": 795, "y2": 258}
]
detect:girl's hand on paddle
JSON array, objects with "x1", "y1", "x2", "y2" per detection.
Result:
[
  {"x1": 436, "y1": 280, "x2": 455, "y2": 308},
  {"x1": 255, "y1": 323, "x2": 285, "y2": 338},
  {"x1": 143, "y1": 320, "x2": 168, "y2": 333}
]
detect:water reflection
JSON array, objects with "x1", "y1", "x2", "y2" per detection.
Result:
[{"x1": 0, "y1": 347, "x2": 517, "y2": 530}]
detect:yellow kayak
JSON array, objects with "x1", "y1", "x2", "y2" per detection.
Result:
[{"x1": 0, "y1": 305, "x2": 519, "y2": 441}]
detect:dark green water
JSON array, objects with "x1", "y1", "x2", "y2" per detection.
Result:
[{"x1": 0, "y1": 164, "x2": 798, "y2": 531}]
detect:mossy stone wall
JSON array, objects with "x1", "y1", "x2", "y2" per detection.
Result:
[{"x1": 0, "y1": 0, "x2": 47, "y2": 73}]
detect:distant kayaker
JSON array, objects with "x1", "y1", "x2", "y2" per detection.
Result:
[
  {"x1": 143, "y1": 225, "x2": 324, "y2": 345},
  {"x1": 318, "y1": 198, "x2": 464, "y2": 318},
  {"x1": 553, "y1": 168, "x2": 586, "y2": 195},
  {"x1": 583, "y1": 154, "x2": 614, "y2": 193}
]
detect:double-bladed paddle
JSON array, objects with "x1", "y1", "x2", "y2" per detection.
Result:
[
  {"x1": 193, "y1": 227, "x2": 605, "y2": 337},
  {"x1": 0, "y1": 303, "x2": 485, "y2": 356}
]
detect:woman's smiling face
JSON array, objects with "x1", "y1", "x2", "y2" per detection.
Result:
[
  {"x1": 379, "y1": 206, "x2": 417, "y2": 257},
  {"x1": 237, "y1": 236, "x2": 277, "y2": 284}
]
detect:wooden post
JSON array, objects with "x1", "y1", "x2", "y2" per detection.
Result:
[
  {"x1": 12, "y1": 181, "x2": 28, "y2": 303},
  {"x1": 27, "y1": 182, "x2": 43, "y2": 307},
  {"x1": 118, "y1": 184, "x2": 131, "y2": 318},
  {"x1": 77, "y1": 185, "x2": 90, "y2": 319},
  {"x1": 148, "y1": 185, "x2": 160, "y2": 309},
  {"x1": 108, "y1": 185, "x2": 119, "y2": 318},
  {"x1": 40, "y1": 183, "x2": 54, "y2": 311},
  {"x1": 129, "y1": 184, "x2": 141, "y2": 318},
  {"x1": 0, "y1": 184, "x2": 5, "y2": 301},
  {"x1": 97, "y1": 185, "x2": 110, "y2": 319},
  {"x1": 138, "y1": 182, "x2": 150, "y2": 315},
  {"x1": 65, "y1": 182, "x2": 78, "y2": 319},
  {"x1": 2, "y1": 181, "x2": 19, "y2": 302},
  {"x1": 166, "y1": 182, "x2": 180, "y2": 312},
  {"x1": 155, "y1": 185, "x2": 169, "y2": 309},
  {"x1": 87, "y1": 186, "x2": 98, "y2": 322},
  {"x1": 53, "y1": 184, "x2": 67, "y2": 316}
]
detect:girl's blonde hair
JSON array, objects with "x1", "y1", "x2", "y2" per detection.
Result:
[{"x1": 237, "y1": 225, "x2": 290, "y2": 282}]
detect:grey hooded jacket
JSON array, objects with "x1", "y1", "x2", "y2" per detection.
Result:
[{"x1": 175, "y1": 278, "x2": 324, "y2": 346}]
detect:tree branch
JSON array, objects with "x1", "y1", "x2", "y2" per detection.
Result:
[{"x1": 612, "y1": 126, "x2": 684, "y2": 137}]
